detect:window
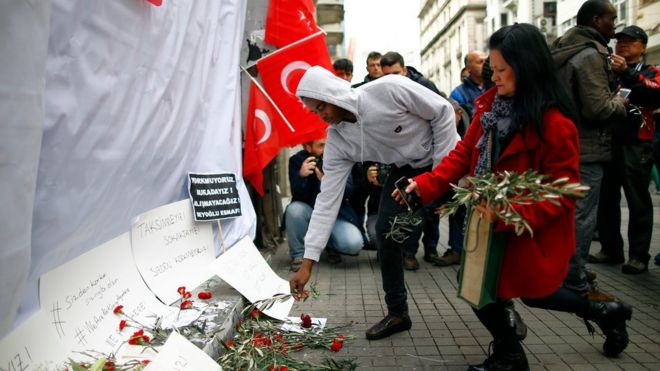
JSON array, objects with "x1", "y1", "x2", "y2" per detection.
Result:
[{"x1": 501, "y1": 13, "x2": 508, "y2": 27}]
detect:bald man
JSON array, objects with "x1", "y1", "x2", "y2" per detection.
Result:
[{"x1": 449, "y1": 50, "x2": 487, "y2": 113}]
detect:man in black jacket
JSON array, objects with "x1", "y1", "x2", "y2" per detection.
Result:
[
  {"x1": 551, "y1": 0, "x2": 627, "y2": 300},
  {"x1": 592, "y1": 26, "x2": 660, "y2": 274},
  {"x1": 285, "y1": 139, "x2": 363, "y2": 272}
]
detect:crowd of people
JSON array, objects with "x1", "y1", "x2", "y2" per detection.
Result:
[{"x1": 280, "y1": 0, "x2": 658, "y2": 369}]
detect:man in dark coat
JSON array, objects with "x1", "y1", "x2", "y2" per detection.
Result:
[{"x1": 551, "y1": 0, "x2": 627, "y2": 300}]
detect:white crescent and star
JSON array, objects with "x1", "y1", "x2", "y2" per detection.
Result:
[
  {"x1": 254, "y1": 109, "x2": 272, "y2": 144},
  {"x1": 280, "y1": 61, "x2": 311, "y2": 95}
]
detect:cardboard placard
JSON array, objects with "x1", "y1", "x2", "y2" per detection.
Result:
[
  {"x1": 0, "y1": 310, "x2": 68, "y2": 371},
  {"x1": 143, "y1": 331, "x2": 221, "y2": 371},
  {"x1": 131, "y1": 199, "x2": 215, "y2": 304},
  {"x1": 39, "y1": 233, "x2": 172, "y2": 354},
  {"x1": 208, "y1": 236, "x2": 293, "y2": 321},
  {"x1": 188, "y1": 173, "x2": 242, "y2": 221}
]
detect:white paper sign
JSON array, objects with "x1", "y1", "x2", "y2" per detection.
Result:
[
  {"x1": 131, "y1": 199, "x2": 215, "y2": 304},
  {"x1": 208, "y1": 236, "x2": 293, "y2": 320},
  {"x1": 0, "y1": 310, "x2": 68, "y2": 371},
  {"x1": 39, "y1": 233, "x2": 172, "y2": 355},
  {"x1": 144, "y1": 331, "x2": 222, "y2": 371}
]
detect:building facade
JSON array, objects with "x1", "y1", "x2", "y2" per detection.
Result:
[
  {"x1": 315, "y1": 0, "x2": 346, "y2": 59},
  {"x1": 419, "y1": 0, "x2": 488, "y2": 95}
]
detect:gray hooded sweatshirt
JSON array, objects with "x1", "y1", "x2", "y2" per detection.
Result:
[{"x1": 296, "y1": 66, "x2": 460, "y2": 261}]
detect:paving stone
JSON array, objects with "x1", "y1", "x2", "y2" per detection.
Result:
[{"x1": 267, "y1": 197, "x2": 660, "y2": 370}]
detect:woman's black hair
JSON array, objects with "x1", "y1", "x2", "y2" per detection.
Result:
[{"x1": 488, "y1": 23, "x2": 577, "y2": 137}]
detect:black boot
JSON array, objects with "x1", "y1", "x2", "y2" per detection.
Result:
[
  {"x1": 503, "y1": 301, "x2": 527, "y2": 341},
  {"x1": 468, "y1": 340, "x2": 529, "y2": 371},
  {"x1": 582, "y1": 301, "x2": 632, "y2": 357}
]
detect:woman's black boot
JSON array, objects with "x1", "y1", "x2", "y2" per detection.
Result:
[
  {"x1": 467, "y1": 340, "x2": 529, "y2": 371},
  {"x1": 582, "y1": 300, "x2": 632, "y2": 357}
]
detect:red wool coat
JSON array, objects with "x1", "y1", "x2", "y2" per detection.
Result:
[{"x1": 414, "y1": 88, "x2": 581, "y2": 299}]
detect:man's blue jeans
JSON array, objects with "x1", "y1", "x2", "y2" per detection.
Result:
[
  {"x1": 564, "y1": 162, "x2": 604, "y2": 293},
  {"x1": 285, "y1": 201, "x2": 363, "y2": 259}
]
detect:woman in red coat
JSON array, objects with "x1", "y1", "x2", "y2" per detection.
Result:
[{"x1": 395, "y1": 24, "x2": 632, "y2": 370}]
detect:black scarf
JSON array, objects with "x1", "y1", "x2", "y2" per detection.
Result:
[{"x1": 475, "y1": 95, "x2": 517, "y2": 176}]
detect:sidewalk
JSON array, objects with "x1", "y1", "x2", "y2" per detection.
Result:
[{"x1": 271, "y1": 195, "x2": 660, "y2": 370}]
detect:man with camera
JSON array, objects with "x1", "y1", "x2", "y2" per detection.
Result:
[
  {"x1": 285, "y1": 139, "x2": 364, "y2": 272},
  {"x1": 591, "y1": 26, "x2": 660, "y2": 274},
  {"x1": 289, "y1": 66, "x2": 459, "y2": 340}
]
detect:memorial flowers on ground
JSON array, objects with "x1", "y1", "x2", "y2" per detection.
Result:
[
  {"x1": 69, "y1": 284, "x2": 356, "y2": 370},
  {"x1": 217, "y1": 309, "x2": 355, "y2": 370}
]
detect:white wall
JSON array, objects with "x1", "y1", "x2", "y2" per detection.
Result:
[{"x1": 1, "y1": 0, "x2": 255, "y2": 334}]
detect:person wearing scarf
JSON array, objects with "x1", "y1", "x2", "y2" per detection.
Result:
[{"x1": 396, "y1": 24, "x2": 632, "y2": 370}]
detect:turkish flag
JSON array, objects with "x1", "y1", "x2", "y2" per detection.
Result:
[
  {"x1": 256, "y1": 32, "x2": 332, "y2": 146},
  {"x1": 243, "y1": 81, "x2": 292, "y2": 196},
  {"x1": 265, "y1": 0, "x2": 317, "y2": 48},
  {"x1": 145, "y1": 0, "x2": 163, "y2": 6}
]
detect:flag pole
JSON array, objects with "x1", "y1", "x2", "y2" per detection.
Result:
[
  {"x1": 254, "y1": 30, "x2": 325, "y2": 64},
  {"x1": 217, "y1": 220, "x2": 226, "y2": 255},
  {"x1": 239, "y1": 65, "x2": 296, "y2": 133}
]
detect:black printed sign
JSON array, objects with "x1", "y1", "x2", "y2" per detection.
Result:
[{"x1": 188, "y1": 173, "x2": 242, "y2": 221}]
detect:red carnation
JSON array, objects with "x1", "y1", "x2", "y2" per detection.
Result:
[
  {"x1": 330, "y1": 339, "x2": 343, "y2": 352},
  {"x1": 183, "y1": 291, "x2": 192, "y2": 299},
  {"x1": 118, "y1": 320, "x2": 127, "y2": 331},
  {"x1": 225, "y1": 340, "x2": 234, "y2": 348},
  {"x1": 104, "y1": 361, "x2": 115, "y2": 371},
  {"x1": 177, "y1": 286, "x2": 186, "y2": 295},
  {"x1": 142, "y1": 360, "x2": 151, "y2": 365},
  {"x1": 113, "y1": 305, "x2": 124, "y2": 315},
  {"x1": 180, "y1": 300, "x2": 193, "y2": 309},
  {"x1": 128, "y1": 329, "x2": 150, "y2": 345},
  {"x1": 250, "y1": 309, "x2": 262, "y2": 319},
  {"x1": 300, "y1": 313, "x2": 312, "y2": 328},
  {"x1": 197, "y1": 291, "x2": 212, "y2": 300},
  {"x1": 280, "y1": 367, "x2": 288, "y2": 371}
]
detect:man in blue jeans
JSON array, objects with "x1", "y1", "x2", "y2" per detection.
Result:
[{"x1": 285, "y1": 139, "x2": 363, "y2": 272}]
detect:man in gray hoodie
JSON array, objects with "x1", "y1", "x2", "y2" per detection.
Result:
[{"x1": 289, "y1": 66, "x2": 459, "y2": 340}]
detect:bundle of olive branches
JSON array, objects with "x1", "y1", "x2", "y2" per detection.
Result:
[{"x1": 437, "y1": 170, "x2": 589, "y2": 237}]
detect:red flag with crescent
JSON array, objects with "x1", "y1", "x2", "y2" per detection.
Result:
[
  {"x1": 256, "y1": 32, "x2": 332, "y2": 146},
  {"x1": 243, "y1": 81, "x2": 293, "y2": 196},
  {"x1": 265, "y1": 0, "x2": 317, "y2": 48}
]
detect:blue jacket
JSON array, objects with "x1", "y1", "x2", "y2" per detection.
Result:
[
  {"x1": 450, "y1": 76, "x2": 484, "y2": 113},
  {"x1": 288, "y1": 149, "x2": 359, "y2": 228}
]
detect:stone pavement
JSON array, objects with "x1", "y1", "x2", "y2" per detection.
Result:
[{"x1": 270, "y1": 194, "x2": 660, "y2": 370}]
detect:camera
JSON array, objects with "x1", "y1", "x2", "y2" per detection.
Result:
[
  {"x1": 375, "y1": 163, "x2": 392, "y2": 185},
  {"x1": 314, "y1": 156, "x2": 323, "y2": 172},
  {"x1": 394, "y1": 176, "x2": 422, "y2": 212}
]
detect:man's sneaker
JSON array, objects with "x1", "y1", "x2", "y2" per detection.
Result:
[
  {"x1": 402, "y1": 256, "x2": 419, "y2": 270},
  {"x1": 423, "y1": 251, "x2": 439, "y2": 263},
  {"x1": 365, "y1": 312, "x2": 412, "y2": 340},
  {"x1": 622, "y1": 259, "x2": 648, "y2": 274},
  {"x1": 290, "y1": 257, "x2": 303, "y2": 272},
  {"x1": 326, "y1": 250, "x2": 342, "y2": 265},
  {"x1": 588, "y1": 251, "x2": 624, "y2": 264},
  {"x1": 433, "y1": 249, "x2": 460, "y2": 266}
]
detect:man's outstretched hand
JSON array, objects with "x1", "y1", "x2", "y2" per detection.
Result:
[{"x1": 290, "y1": 259, "x2": 314, "y2": 300}]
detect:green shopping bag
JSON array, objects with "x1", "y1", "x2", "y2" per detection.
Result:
[{"x1": 457, "y1": 208, "x2": 506, "y2": 309}]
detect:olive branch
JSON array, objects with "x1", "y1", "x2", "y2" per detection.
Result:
[{"x1": 437, "y1": 170, "x2": 589, "y2": 237}]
